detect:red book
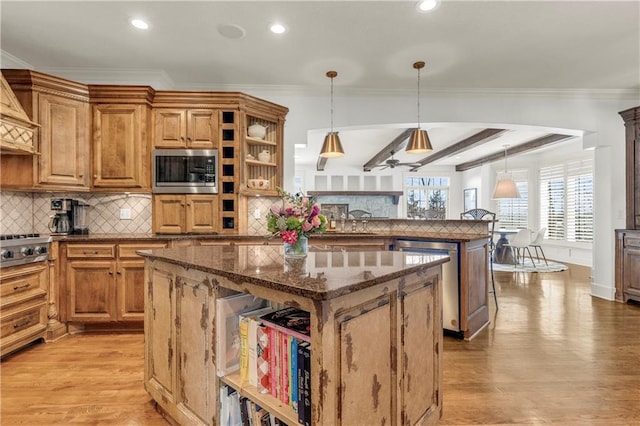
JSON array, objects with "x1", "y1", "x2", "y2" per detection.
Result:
[
  {"x1": 268, "y1": 326, "x2": 277, "y2": 398},
  {"x1": 280, "y1": 331, "x2": 289, "y2": 405}
]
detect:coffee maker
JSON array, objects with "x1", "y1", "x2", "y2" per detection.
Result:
[{"x1": 49, "y1": 198, "x2": 90, "y2": 235}]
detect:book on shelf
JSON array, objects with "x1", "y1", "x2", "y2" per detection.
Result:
[
  {"x1": 239, "y1": 307, "x2": 276, "y2": 385},
  {"x1": 297, "y1": 341, "x2": 311, "y2": 426},
  {"x1": 256, "y1": 323, "x2": 270, "y2": 394},
  {"x1": 290, "y1": 337, "x2": 298, "y2": 413},
  {"x1": 216, "y1": 294, "x2": 269, "y2": 377},
  {"x1": 260, "y1": 307, "x2": 311, "y2": 343},
  {"x1": 280, "y1": 331, "x2": 289, "y2": 405}
]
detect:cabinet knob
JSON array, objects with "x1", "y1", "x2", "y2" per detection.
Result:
[
  {"x1": 186, "y1": 203, "x2": 191, "y2": 207},
  {"x1": 93, "y1": 175, "x2": 98, "y2": 179},
  {"x1": 79, "y1": 174, "x2": 84, "y2": 178},
  {"x1": 181, "y1": 137, "x2": 185, "y2": 141},
  {"x1": 108, "y1": 271, "x2": 114, "y2": 276},
  {"x1": 117, "y1": 271, "x2": 122, "y2": 275}
]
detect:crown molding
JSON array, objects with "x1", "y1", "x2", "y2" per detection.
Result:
[
  {"x1": 0, "y1": 61, "x2": 637, "y2": 101},
  {"x1": 0, "y1": 50, "x2": 33, "y2": 69},
  {"x1": 37, "y1": 67, "x2": 176, "y2": 90}
]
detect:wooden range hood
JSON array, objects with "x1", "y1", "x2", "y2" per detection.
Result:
[{"x1": 0, "y1": 74, "x2": 38, "y2": 155}]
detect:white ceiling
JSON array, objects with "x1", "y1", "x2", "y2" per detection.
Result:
[{"x1": 2, "y1": 0, "x2": 639, "y2": 170}]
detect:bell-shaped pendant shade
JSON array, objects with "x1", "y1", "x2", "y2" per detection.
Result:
[
  {"x1": 406, "y1": 129, "x2": 433, "y2": 154},
  {"x1": 492, "y1": 174, "x2": 521, "y2": 199},
  {"x1": 320, "y1": 132, "x2": 344, "y2": 158}
]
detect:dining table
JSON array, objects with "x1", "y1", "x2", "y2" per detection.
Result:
[{"x1": 493, "y1": 228, "x2": 519, "y2": 264}]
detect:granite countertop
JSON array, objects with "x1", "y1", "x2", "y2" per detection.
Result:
[
  {"x1": 138, "y1": 244, "x2": 450, "y2": 301},
  {"x1": 52, "y1": 232, "x2": 489, "y2": 243}
]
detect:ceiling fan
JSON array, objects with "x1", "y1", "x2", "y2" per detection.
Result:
[{"x1": 370, "y1": 150, "x2": 422, "y2": 170}]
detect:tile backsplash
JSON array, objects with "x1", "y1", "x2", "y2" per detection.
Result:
[{"x1": 0, "y1": 191, "x2": 152, "y2": 235}]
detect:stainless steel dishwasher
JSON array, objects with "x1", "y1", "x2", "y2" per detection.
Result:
[{"x1": 394, "y1": 240, "x2": 461, "y2": 338}]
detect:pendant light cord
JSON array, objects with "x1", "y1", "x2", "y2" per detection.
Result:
[
  {"x1": 413, "y1": 61, "x2": 425, "y2": 131},
  {"x1": 330, "y1": 75, "x2": 334, "y2": 132},
  {"x1": 327, "y1": 70, "x2": 337, "y2": 133},
  {"x1": 416, "y1": 66, "x2": 421, "y2": 130}
]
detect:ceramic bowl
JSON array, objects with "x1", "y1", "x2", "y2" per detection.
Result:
[{"x1": 248, "y1": 179, "x2": 269, "y2": 189}]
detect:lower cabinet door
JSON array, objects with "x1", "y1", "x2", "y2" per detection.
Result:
[
  {"x1": 117, "y1": 260, "x2": 146, "y2": 321},
  {"x1": 175, "y1": 272, "x2": 214, "y2": 423},
  {"x1": 623, "y1": 247, "x2": 640, "y2": 300},
  {"x1": 67, "y1": 260, "x2": 117, "y2": 322}
]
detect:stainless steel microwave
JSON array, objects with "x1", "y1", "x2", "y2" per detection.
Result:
[{"x1": 153, "y1": 149, "x2": 218, "y2": 194}]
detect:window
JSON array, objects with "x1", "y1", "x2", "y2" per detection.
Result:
[
  {"x1": 497, "y1": 170, "x2": 528, "y2": 229},
  {"x1": 539, "y1": 159, "x2": 593, "y2": 242},
  {"x1": 405, "y1": 176, "x2": 449, "y2": 219}
]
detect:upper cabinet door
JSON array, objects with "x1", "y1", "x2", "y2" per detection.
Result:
[
  {"x1": 154, "y1": 109, "x2": 186, "y2": 148},
  {"x1": 153, "y1": 108, "x2": 216, "y2": 149},
  {"x1": 38, "y1": 93, "x2": 90, "y2": 188},
  {"x1": 93, "y1": 104, "x2": 148, "y2": 189},
  {"x1": 186, "y1": 109, "x2": 217, "y2": 149}
]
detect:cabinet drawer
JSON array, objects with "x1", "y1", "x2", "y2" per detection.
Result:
[
  {"x1": 118, "y1": 242, "x2": 168, "y2": 259},
  {"x1": 0, "y1": 263, "x2": 47, "y2": 308},
  {"x1": 1, "y1": 272, "x2": 47, "y2": 306},
  {"x1": 0, "y1": 300, "x2": 47, "y2": 340},
  {"x1": 67, "y1": 244, "x2": 115, "y2": 258},
  {"x1": 624, "y1": 236, "x2": 640, "y2": 248}
]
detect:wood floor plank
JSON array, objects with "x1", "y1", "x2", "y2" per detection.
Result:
[{"x1": 1, "y1": 264, "x2": 639, "y2": 425}]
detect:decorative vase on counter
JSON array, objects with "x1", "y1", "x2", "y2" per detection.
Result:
[
  {"x1": 283, "y1": 235, "x2": 308, "y2": 259},
  {"x1": 284, "y1": 255, "x2": 308, "y2": 276},
  {"x1": 258, "y1": 149, "x2": 271, "y2": 163}
]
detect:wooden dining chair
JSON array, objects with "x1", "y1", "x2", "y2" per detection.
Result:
[{"x1": 460, "y1": 208, "x2": 498, "y2": 309}]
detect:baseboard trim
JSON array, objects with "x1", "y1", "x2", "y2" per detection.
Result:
[{"x1": 591, "y1": 282, "x2": 615, "y2": 300}]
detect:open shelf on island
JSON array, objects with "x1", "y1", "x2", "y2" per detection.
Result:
[{"x1": 221, "y1": 372, "x2": 299, "y2": 426}]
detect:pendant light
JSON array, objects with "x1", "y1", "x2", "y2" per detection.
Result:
[
  {"x1": 492, "y1": 145, "x2": 521, "y2": 199},
  {"x1": 319, "y1": 70, "x2": 344, "y2": 158},
  {"x1": 406, "y1": 61, "x2": 433, "y2": 154}
]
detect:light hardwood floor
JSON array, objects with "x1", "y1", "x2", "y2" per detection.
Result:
[{"x1": 1, "y1": 264, "x2": 639, "y2": 425}]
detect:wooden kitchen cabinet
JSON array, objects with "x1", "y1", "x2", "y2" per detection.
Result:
[
  {"x1": 92, "y1": 103, "x2": 150, "y2": 189},
  {"x1": 1, "y1": 69, "x2": 90, "y2": 190},
  {"x1": 619, "y1": 106, "x2": 640, "y2": 229},
  {"x1": 153, "y1": 194, "x2": 218, "y2": 234},
  {"x1": 615, "y1": 230, "x2": 640, "y2": 303},
  {"x1": 615, "y1": 106, "x2": 640, "y2": 302},
  {"x1": 154, "y1": 108, "x2": 217, "y2": 149},
  {"x1": 63, "y1": 242, "x2": 167, "y2": 324},
  {"x1": 0, "y1": 263, "x2": 48, "y2": 358}
]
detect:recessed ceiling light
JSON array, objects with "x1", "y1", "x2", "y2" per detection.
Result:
[
  {"x1": 218, "y1": 24, "x2": 246, "y2": 40},
  {"x1": 416, "y1": 0, "x2": 440, "y2": 13},
  {"x1": 130, "y1": 19, "x2": 149, "y2": 30},
  {"x1": 269, "y1": 23, "x2": 287, "y2": 34}
]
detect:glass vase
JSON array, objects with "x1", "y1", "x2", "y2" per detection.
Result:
[{"x1": 283, "y1": 235, "x2": 308, "y2": 258}]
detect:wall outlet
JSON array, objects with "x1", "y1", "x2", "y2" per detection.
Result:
[
  {"x1": 253, "y1": 209, "x2": 261, "y2": 219},
  {"x1": 120, "y1": 208, "x2": 132, "y2": 220}
]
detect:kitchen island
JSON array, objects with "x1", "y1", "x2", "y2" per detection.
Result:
[{"x1": 140, "y1": 244, "x2": 447, "y2": 426}]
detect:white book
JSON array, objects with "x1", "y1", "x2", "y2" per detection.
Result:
[{"x1": 216, "y1": 294, "x2": 268, "y2": 377}]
